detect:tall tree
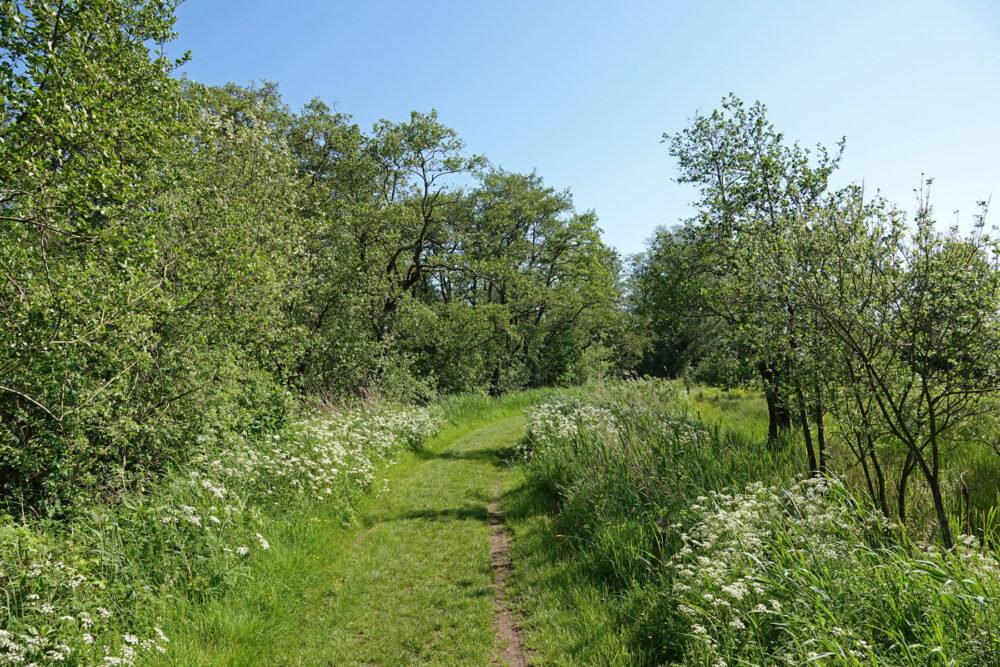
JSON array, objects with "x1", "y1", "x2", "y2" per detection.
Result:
[
  {"x1": 662, "y1": 94, "x2": 842, "y2": 451},
  {"x1": 0, "y1": 0, "x2": 194, "y2": 503},
  {"x1": 799, "y1": 185, "x2": 1000, "y2": 547}
]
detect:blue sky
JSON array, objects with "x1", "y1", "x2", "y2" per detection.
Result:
[{"x1": 169, "y1": 0, "x2": 1000, "y2": 256}]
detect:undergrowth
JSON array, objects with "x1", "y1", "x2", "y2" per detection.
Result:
[{"x1": 0, "y1": 404, "x2": 439, "y2": 665}]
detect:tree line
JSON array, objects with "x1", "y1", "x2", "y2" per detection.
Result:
[{"x1": 0, "y1": 0, "x2": 628, "y2": 510}]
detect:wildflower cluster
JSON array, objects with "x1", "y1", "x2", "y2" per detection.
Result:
[
  {"x1": 668, "y1": 478, "x2": 1000, "y2": 664},
  {"x1": 187, "y1": 406, "x2": 439, "y2": 505},
  {"x1": 0, "y1": 405, "x2": 438, "y2": 666},
  {"x1": 0, "y1": 541, "x2": 169, "y2": 666},
  {"x1": 518, "y1": 382, "x2": 1000, "y2": 664},
  {"x1": 520, "y1": 400, "x2": 617, "y2": 458}
]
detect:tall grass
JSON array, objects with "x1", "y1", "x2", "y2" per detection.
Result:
[
  {"x1": 518, "y1": 380, "x2": 1000, "y2": 664},
  {"x1": 522, "y1": 380, "x2": 802, "y2": 585},
  {"x1": 436, "y1": 388, "x2": 551, "y2": 427}
]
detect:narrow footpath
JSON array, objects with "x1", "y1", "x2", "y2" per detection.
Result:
[{"x1": 260, "y1": 415, "x2": 529, "y2": 666}]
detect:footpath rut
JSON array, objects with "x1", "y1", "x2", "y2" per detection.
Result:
[
  {"x1": 260, "y1": 414, "x2": 530, "y2": 666},
  {"x1": 488, "y1": 479, "x2": 530, "y2": 667}
]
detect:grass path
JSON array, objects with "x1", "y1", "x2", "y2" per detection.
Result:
[
  {"x1": 265, "y1": 414, "x2": 527, "y2": 665},
  {"x1": 156, "y1": 412, "x2": 529, "y2": 665}
]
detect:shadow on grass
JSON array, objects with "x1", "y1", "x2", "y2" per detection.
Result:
[
  {"x1": 389, "y1": 506, "x2": 491, "y2": 522},
  {"x1": 501, "y1": 478, "x2": 550, "y2": 523},
  {"x1": 500, "y1": 474, "x2": 676, "y2": 666},
  {"x1": 413, "y1": 445, "x2": 519, "y2": 467},
  {"x1": 387, "y1": 486, "x2": 513, "y2": 523}
]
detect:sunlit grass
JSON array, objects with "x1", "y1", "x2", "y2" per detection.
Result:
[{"x1": 509, "y1": 379, "x2": 1000, "y2": 665}]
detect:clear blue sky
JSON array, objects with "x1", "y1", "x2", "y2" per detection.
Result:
[{"x1": 169, "y1": 0, "x2": 1000, "y2": 256}]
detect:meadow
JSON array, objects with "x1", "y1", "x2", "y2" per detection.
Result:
[
  {"x1": 7, "y1": 380, "x2": 1000, "y2": 665},
  {"x1": 4, "y1": 3, "x2": 1000, "y2": 665}
]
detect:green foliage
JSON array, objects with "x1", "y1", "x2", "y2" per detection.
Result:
[
  {"x1": 1, "y1": 0, "x2": 199, "y2": 508},
  {"x1": 630, "y1": 229, "x2": 723, "y2": 378},
  {"x1": 0, "y1": 1, "x2": 627, "y2": 512},
  {"x1": 0, "y1": 403, "x2": 439, "y2": 664},
  {"x1": 637, "y1": 95, "x2": 1000, "y2": 547},
  {"x1": 521, "y1": 381, "x2": 801, "y2": 585},
  {"x1": 636, "y1": 94, "x2": 845, "y2": 452}
]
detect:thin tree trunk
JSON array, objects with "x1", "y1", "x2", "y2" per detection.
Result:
[
  {"x1": 814, "y1": 383, "x2": 827, "y2": 474},
  {"x1": 759, "y1": 362, "x2": 791, "y2": 444},
  {"x1": 869, "y1": 439, "x2": 890, "y2": 518},
  {"x1": 928, "y1": 470, "x2": 953, "y2": 549},
  {"x1": 898, "y1": 450, "x2": 916, "y2": 523},
  {"x1": 914, "y1": 435, "x2": 953, "y2": 549},
  {"x1": 855, "y1": 431, "x2": 876, "y2": 506},
  {"x1": 795, "y1": 385, "x2": 818, "y2": 475}
]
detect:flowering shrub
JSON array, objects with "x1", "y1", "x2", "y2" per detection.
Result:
[
  {"x1": 187, "y1": 406, "x2": 439, "y2": 507},
  {"x1": 0, "y1": 405, "x2": 438, "y2": 666}
]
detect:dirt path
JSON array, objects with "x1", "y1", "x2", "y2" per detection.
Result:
[
  {"x1": 251, "y1": 414, "x2": 530, "y2": 665},
  {"x1": 489, "y1": 479, "x2": 530, "y2": 666}
]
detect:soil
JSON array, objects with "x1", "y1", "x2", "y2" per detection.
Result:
[{"x1": 488, "y1": 480, "x2": 531, "y2": 666}]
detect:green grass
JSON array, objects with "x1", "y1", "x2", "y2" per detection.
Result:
[
  {"x1": 502, "y1": 464, "x2": 662, "y2": 666},
  {"x1": 688, "y1": 385, "x2": 769, "y2": 442},
  {"x1": 501, "y1": 381, "x2": 801, "y2": 665},
  {"x1": 149, "y1": 401, "x2": 531, "y2": 665},
  {"x1": 0, "y1": 390, "x2": 544, "y2": 665},
  {"x1": 507, "y1": 381, "x2": 1000, "y2": 665},
  {"x1": 13, "y1": 381, "x2": 999, "y2": 664}
]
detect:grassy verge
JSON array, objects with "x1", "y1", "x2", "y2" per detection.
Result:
[
  {"x1": 503, "y1": 464, "x2": 662, "y2": 666},
  {"x1": 0, "y1": 390, "x2": 542, "y2": 666},
  {"x1": 502, "y1": 381, "x2": 801, "y2": 665},
  {"x1": 506, "y1": 380, "x2": 1000, "y2": 665},
  {"x1": 2, "y1": 406, "x2": 440, "y2": 665}
]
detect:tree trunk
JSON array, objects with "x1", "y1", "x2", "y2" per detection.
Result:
[
  {"x1": 759, "y1": 362, "x2": 791, "y2": 444},
  {"x1": 814, "y1": 384, "x2": 827, "y2": 474},
  {"x1": 795, "y1": 385, "x2": 818, "y2": 475},
  {"x1": 869, "y1": 439, "x2": 890, "y2": 518},
  {"x1": 855, "y1": 432, "x2": 876, "y2": 507},
  {"x1": 898, "y1": 451, "x2": 916, "y2": 523},
  {"x1": 489, "y1": 364, "x2": 502, "y2": 398},
  {"x1": 928, "y1": 471, "x2": 954, "y2": 549},
  {"x1": 915, "y1": 436, "x2": 954, "y2": 549}
]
